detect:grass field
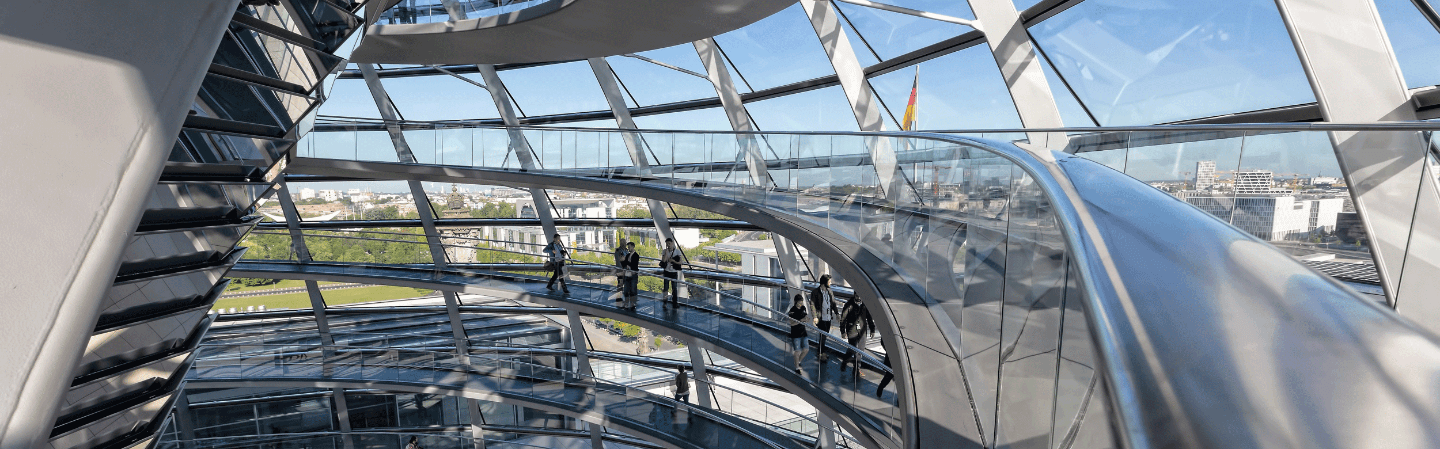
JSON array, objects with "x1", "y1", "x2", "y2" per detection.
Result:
[
  {"x1": 213, "y1": 285, "x2": 435, "y2": 311},
  {"x1": 224, "y1": 279, "x2": 339, "y2": 293}
]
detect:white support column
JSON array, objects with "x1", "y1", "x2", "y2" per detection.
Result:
[
  {"x1": 358, "y1": 63, "x2": 477, "y2": 356},
  {"x1": 965, "y1": 0, "x2": 1070, "y2": 147},
  {"x1": 332, "y1": 389, "x2": 356, "y2": 449},
  {"x1": 587, "y1": 57, "x2": 681, "y2": 249},
  {"x1": 1273, "y1": 0, "x2": 1440, "y2": 332},
  {"x1": 174, "y1": 394, "x2": 198, "y2": 449},
  {"x1": 565, "y1": 310, "x2": 606, "y2": 449},
  {"x1": 686, "y1": 340, "x2": 715, "y2": 409},
  {"x1": 475, "y1": 63, "x2": 560, "y2": 238},
  {"x1": 694, "y1": 38, "x2": 810, "y2": 300},
  {"x1": 797, "y1": 0, "x2": 917, "y2": 207},
  {"x1": 817, "y1": 413, "x2": 838, "y2": 449}
]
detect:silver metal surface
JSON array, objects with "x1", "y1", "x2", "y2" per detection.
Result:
[
  {"x1": 348, "y1": 0, "x2": 798, "y2": 64},
  {"x1": 0, "y1": 2, "x2": 238, "y2": 446},
  {"x1": 965, "y1": 0, "x2": 1069, "y2": 147},
  {"x1": 1273, "y1": 0, "x2": 1440, "y2": 334}
]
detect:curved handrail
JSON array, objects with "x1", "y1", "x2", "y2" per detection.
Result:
[
  {"x1": 190, "y1": 344, "x2": 804, "y2": 449},
  {"x1": 290, "y1": 122, "x2": 1440, "y2": 449}
]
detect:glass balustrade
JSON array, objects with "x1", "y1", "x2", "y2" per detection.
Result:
[{"x1": 190, "y1": 344, "x2": 808, "y2": 449}]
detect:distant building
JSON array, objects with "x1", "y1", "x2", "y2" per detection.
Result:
[
  {"x1": 1234, "y1": 170, "x2": 1276, "y2": 194},
  {"x1": 299, "y1": 188, "x2": 316, "y2": 199},
  {"x1": 1185, "y1": 195, "x2": 1343, "y2": 241},
  {"x1": 1194, "y1": 160, "x2": 1216, "y2": 190},
  {"x1": 319, "y1": 189, "x2": 342, "y2": 202}
]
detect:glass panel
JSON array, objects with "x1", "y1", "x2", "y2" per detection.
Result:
[
  {"x1": 381, "y1": 74, "x2": 502, "y2": 120},
  {"x1": 1030, "y1": 0, "x2": 1315, "y2": 125},
  {"x1": 744, "y1": 85, "x2": 862, "y2": 131},
  {"x1": 316, "y1": 78, "x2": 383, "y2": 119},
  {"x1": 868, "y1": 46, "x2": 1023, "y2": 130},
  {"x1": 994, "y1": 170, "x2": 1064, "y2": 449},
  {"x1": 607, "y1": 55, "x2": 720, "y2": 106},
  {"x1": 833, "y1": 2, "x2": 974, "y2": 60},
  {"x1": 958, "y1": 153, "x2": 1015, "y2": 443},
  {"x1": 631, "y1": 107, "x2": 736, "y2": 131},
  {"x1": 714, "y1": 4, "x2": 837, "y2": 91},
  {"x1": 496, "y1": 61, "x2": 611, "y2": 117},
  {"x1": 1375, "y1": 0, "x2": 1440, "y2": 88}
]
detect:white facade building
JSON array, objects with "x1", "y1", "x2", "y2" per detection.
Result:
[
  {"x1": 299, "y1": 188, "x2": 316, "y2": 199},
  {"x1": 1234, "y1": 170, "x2": 1275, "y2": 194},
  {"x1": 1185, "y1": 195, "x2": 1345, "y2": 241},
  {"x1": 319, "y1": 189, "x2": 342, "y2": 202}
]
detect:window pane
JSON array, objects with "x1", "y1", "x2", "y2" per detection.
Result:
[{"x1": 1030, "y1": 0, "x2": 1315, "y2": 125}]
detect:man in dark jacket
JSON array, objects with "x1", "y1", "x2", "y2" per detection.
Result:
[
  {"x1": 673, "y1": 366, "x2": 691, "y2": 403},
  {"x1": 620, "y1": 242, "x2": 641, "y2": 309},
  {"x1": 787, "y1": 294, "x2": 809, "y2": 375},
  {"x1": 839, "y1": 295, "x2": 875, "y2": 376}
]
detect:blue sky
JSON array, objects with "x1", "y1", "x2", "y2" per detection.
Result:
[{"x1": 302, "y1": 0, "x2": 1440, "y2": 191}]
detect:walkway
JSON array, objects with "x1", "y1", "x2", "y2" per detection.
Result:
[
  {"x1": 187, "y1": 345, "x2": 806, "y2": 449},
  {"x1": 232, "y1": 260, "x2": 902, "y2": 449}
]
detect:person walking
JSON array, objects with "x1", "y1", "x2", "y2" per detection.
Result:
[
  {"x1": 810, "y1": 275, "x2": 838, "y2": 362},
  {"x1": 543, "y1": 234, "x2": 569, "y2": 294},
  {"x1": 613, "y1": 237, "x2": 629, "y2": 295},
  {"x1": 839, "y1": 295, "x2": 875, "y2": 376},
  {"x1": 620, "y1": 241, "x2": 641, "y2": 309},
  {"x1": 660, "y1": 238, "x2": 683, "y2": 305},
  {"x1": 875, "y1": 352, "x2": 893, "y2": 399},
  {"x1": 673, "y1": 366, "x2": 691, "y2": 403},
  {"x1": 404, "y1": 436, "x2": 420, "y2": 449},
  {"x1": 787, "y1": 294, "x2": 809, "y2": 375}
]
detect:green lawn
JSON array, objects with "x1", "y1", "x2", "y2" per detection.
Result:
[
  {"x1": 224, "y1": 279, "x2": 339, "y2": 293},
  {"x1": 213, "y1": 285, "x2": 435, "y2": 311}
]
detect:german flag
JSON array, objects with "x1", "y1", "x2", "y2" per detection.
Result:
[{"x1": 900, "y1": 67, "x2": 918, "y2": 131}]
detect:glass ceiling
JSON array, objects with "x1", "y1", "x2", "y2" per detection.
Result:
[{"x1": 319, "y1": 0, "x2": 1440, "y2": 130}]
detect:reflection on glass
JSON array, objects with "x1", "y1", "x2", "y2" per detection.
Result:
[
  {"x1": 714, "y1": 4, "x2": 837, "y2": 91},
  {"x1": 833, "y1": 2, "x2": 973, "y2": 60},
  {"x1": 1374, "y1": 0, "x2": 1440, "y2": 88},
  {"x1": 868, "y1": 46, "x2": 1023, "y2": 130},
  {"x1": 1030, "y1": 0, "x2": 1314, "y2": 125}
]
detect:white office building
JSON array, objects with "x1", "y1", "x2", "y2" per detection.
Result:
[{"x1": 1185, "y1": 195, "x2": 1344, "y2": 241}]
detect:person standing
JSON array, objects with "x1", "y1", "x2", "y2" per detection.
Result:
[
  {"x1": 839, "y1": 295, "x2": 875, "y2": 376},
  {"x1": 673, "y1": 366, "x2": 691, "y2": 403},
  {"x1": 787, "y1": 294, "x2": 810, "y2": 375},
  {"x1": 621, "y1": 241, "x2": 641, "y2": 309},
  {"x1": 660, "y1": 238, "x2": 683, "y2": 305},
  {"x1": 810, "y1": 275, "x2": 838, "y2": 361},
  {"x1": 543, "y1": 234, "x2": 569, "y2": 294},
  {"x1": 613, "y1": 237, "x2": 629, "y2": 295},
  {"x1": 405, "y1": 436, "x2": 420, "y2": 449}
]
